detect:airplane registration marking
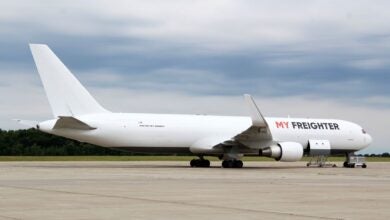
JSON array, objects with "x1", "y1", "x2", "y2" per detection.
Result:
[{"x1": 275, "y1": 121, "x2": 340, "y2": 130}]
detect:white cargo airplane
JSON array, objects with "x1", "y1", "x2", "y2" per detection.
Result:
[{"x1": 18, "y1": 44, "x2": 372, "y2": 168}]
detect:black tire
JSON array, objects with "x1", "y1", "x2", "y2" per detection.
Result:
[
  {"x1": 222, "y1": 160, "x2": 228, "y2": 168},
  {"x1": 222, "y1": 160, "x2": 242, "y2": 168},
  {"x1": 202, "y1": 160, "x2": 210, "y2": 167},
  {"x1": 236, "y1": 160, "x2": 243, "y2": 168},
  {"x1": 190, "y1": 159, "x2": 196, "y2": 167},
  {"x1": 228, "y1": 160, "x2": 234, "y2": 168},
  {"x1": 362, "y1": 164, "x2": 367, "y2": 168},
  {"x1": 191, "y1": 159, "x2": 211, "y2": 168},
  {"x1": 343, "y1": 161, "x2": 348, "y2": 167}
]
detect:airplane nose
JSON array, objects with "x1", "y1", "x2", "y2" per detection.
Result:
[{"x1": 366, "y1": 134, "x2": 372, "y2": 145}]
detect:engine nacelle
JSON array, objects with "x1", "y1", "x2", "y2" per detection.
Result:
[{"x1": 260, "y1": 142, "x2": 303, "y2": 162}]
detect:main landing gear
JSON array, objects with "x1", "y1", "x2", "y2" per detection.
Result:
[
  {"x1": 222, "y1": 160, "x2": 243, "y2": 168},
  {"x1": 190, "y1": 157, "x2": 210, "y2": 167}
]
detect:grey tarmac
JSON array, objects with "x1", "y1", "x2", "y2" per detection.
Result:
[{"x1": 0, "y1": 161, "x2": 389, "y2": 220}]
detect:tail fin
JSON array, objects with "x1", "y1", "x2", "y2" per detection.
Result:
[{"x1": 29, "y1": 44, "x2": 109, "y2": 117}]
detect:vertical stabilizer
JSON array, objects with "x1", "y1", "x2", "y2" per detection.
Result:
[{"x1": 30, "y1": 44, "x2": 109, "y2": 117}]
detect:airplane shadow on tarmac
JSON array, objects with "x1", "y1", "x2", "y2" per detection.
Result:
[{"x1": 22, "y1": 163, "x2": 328, "y2": 170}]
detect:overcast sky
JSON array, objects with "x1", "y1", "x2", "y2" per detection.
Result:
[{"x1": 1, "y1": 0, "x2": 389, "y2": 153}]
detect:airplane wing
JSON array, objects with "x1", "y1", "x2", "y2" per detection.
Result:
[
  {"x1": 234, "y1": 94, "x2": 273, "y2": 148},
  {"x1": 190, "y1": 136, "x2": 236, "y2": 154},
  {"x1": 189, "y1": 94, "x2": 273, "y2": 154}
]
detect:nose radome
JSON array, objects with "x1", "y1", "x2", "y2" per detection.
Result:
[{"x1": 366, "y1": 134, "x2": 372, "y2": 145}]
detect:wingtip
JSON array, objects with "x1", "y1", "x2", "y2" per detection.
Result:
[
  {"x1": 29, "y1": 43, "x2": 48, "y2": 49},
  {"x1": 243, "y1": 94, "x2": 253, "y2": 101}
]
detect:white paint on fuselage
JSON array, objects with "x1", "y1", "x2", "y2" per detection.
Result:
[
  {"x1": 268, "y1": 118, "x2": 371, "y2": 151},
  {"x1": 38, "y1": 113, "x2": 371, "y2": 154}
]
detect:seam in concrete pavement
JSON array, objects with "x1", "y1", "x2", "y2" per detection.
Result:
[
  {"x1": 0, "y1": 214, "x2": 21, "y2": 220},
  {"x1": 0, "y1": 184, "x2": 342, "y2": 220}
]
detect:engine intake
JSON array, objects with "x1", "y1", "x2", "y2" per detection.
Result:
[{"x1": 260, "y1": 142, "x2": 303, "y2": 162}]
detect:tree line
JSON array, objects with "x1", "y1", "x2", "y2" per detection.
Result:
[
  {"x1": 0, "y1": 129, "x2": 131, "y2": 156},
  {"x1": 0, "y1": 129, "x2": 388, "y2": 157}
]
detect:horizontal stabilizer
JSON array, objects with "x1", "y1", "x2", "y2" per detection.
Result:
[
  {"x1": 53, "y1": 116, "x2": 96, "y2": 130},
  {"x1": 14, "y1": 119, "x2": 39, "y2": 129}
]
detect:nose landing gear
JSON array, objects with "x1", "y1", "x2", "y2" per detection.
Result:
[{"x1": 343, "y1": 153, "x2": 367, "y2": 168}]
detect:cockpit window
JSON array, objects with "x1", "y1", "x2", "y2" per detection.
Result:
[{"x1": 362, "y1": 129, "x2": 367, "y2": 134}]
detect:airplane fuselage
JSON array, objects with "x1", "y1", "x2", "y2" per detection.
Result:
[{"x1": 38, "y1": 113, "x2": 371, "y2": 155}]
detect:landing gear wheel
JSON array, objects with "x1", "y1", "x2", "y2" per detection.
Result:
[
  {"x1": 203, "y1": 160, "x2": 210, "y2": 167},
  {"x1": 235, "y1": 160, "x2": 243, "y2": 168},
  {"x1": 190, "y1": 159, "x2": 210, "y2": 167},
  {"x1": 190, "y1": 159, "x2": 196, "y2": 167},
  {"x1": 222, "y1": 160, "x2": 243, "y2": 168},
  {"x1": 222, "y1": 160, "x2": 226, "y2": 168},
  {"x1": 227, "y1": 160, "x2": 234, "y2": 168}
]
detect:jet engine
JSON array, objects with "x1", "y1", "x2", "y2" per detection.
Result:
[{"x1": 260, "y1": 142, "x2": 303, "y2": 162}]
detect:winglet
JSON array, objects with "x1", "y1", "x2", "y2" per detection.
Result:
[{"x1": 244, "y1": 94, "x2": 267, "y2": 127}]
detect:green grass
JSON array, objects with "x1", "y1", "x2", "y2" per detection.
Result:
[{"x1": 0, "y1": 156, "x2": 389, "y2": 162}]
